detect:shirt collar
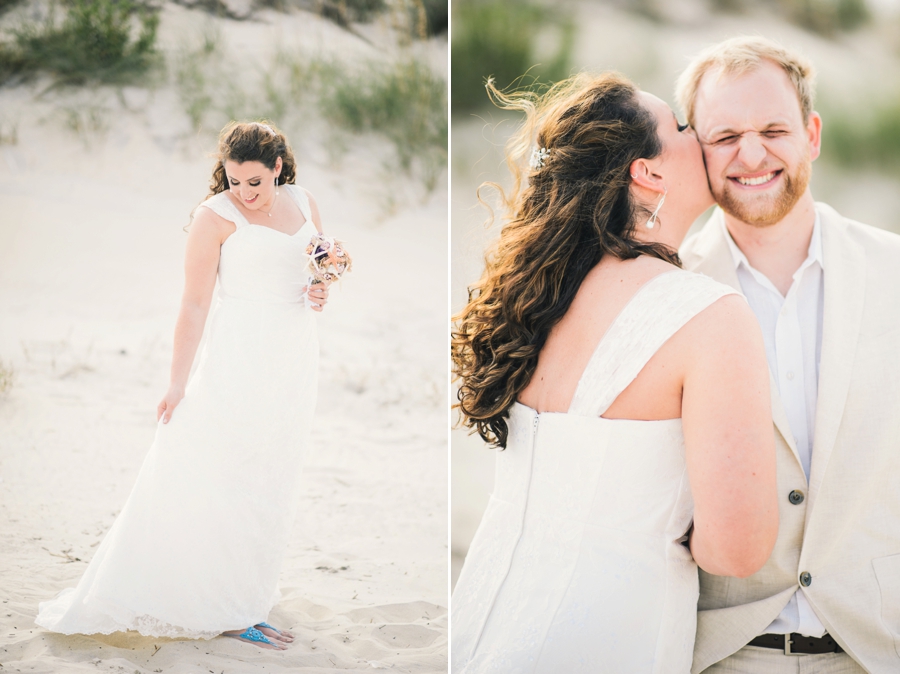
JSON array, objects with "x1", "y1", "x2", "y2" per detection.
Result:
[{"x1": 721, "y1": 208, "x2": 824, "y2": 273}]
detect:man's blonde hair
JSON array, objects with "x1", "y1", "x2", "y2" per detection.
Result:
[{"x1": 675, "y1": 35, "x2": 816, "y2": 127}]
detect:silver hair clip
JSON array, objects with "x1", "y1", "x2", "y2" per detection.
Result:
[{"x1": 529, "y1": 147, "x2": 551, "y2": 170}]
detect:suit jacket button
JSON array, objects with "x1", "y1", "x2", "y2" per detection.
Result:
[
  {"x1": 800, "y1": 572, "x2": 812, "y2": 587},
  {"x1": 789, "y1": 490, "x2": 805, "y2": 505}
]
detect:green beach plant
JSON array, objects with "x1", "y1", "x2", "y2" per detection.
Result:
[
  {"x1": 708, "y1": 0, "x2": 870, "y2": 34},
  {"x1": 451, "y1": 0, "x2": 573, "y2": 114},
  {"x1": 0, "y1": 358, "x2": 14, "y2": 397},
  {"x1": 0, "y1": 0, "x2": 160, "y2": 86},
  {"x1": 0, "y1": 0, "x2": 21, "y2": 15},
  {"x1": 172, "y1": 25, "x2": 222, "y2": 130},
  {"x1": 417, "y1": 0, "x2": 447, "y2": 36},
  {"x1": 169, "y1": 29, "x2": 446, "y2": 192},
  {"x1": 316, "y1": 56, "x2": 447, "y2": 189},
  {"x1": 821, "y1": 97, "x2": 900, "y2": 173},
  {"x1": 318, "y1": 0, "x2": 387, "y2": 27}
]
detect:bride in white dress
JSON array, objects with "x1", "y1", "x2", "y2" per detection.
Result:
[
  {"x1": 451, "y1": 75, "x2": 780, "y2": 672},
  {"x1": 35, "y1": 121, "x2": 330, "y2": 650}
]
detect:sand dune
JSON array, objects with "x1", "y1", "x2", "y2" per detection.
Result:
[{"x1": 0, "y1": 4, "x2": 448, "y2": 673}]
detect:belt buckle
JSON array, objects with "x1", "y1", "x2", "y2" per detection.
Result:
[{"x1": 784, "y1": 634, "x2": 793, "y2": 655}]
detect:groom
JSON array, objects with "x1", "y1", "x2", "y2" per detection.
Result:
[{"x1": 677, "y1": 36, "x2": 900, "y2": 673}]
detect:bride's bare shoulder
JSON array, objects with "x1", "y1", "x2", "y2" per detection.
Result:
[
  {"x1": 679, "y1": 291, "x2": 762, "y2": 360},
  {"x1": 578, "y1": 255, "x2": 682, "y2": 301}
]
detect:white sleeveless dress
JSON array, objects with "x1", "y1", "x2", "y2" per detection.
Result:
[
  {"x1": 451, "y1": 270, "x2": 739, "y2": 674},
  {"x1": 36, "y1": 185, "x2": 319, "y2": 638}
]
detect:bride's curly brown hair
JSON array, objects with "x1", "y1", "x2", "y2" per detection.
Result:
[
  {"x1": 207, "y1": 120, "x2": 298, "y2": 196},
  {"x1": 452, "y1": 73, "x2": 681, "y2": 449}
]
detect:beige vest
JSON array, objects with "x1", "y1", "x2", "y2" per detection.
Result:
[{"x1": 681, "y1": 204, "x2": 900, "y2": 674}]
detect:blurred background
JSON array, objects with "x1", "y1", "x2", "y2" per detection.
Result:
[
  {"x1": 0, "y1": 1, "x2": 449, "y2": 671},
  {"x1": 0, "y1": 0, "x2": 447, "y2": 202},
  {"x1": 451, "y1": 0, "x2": 900, "y2": 587}
]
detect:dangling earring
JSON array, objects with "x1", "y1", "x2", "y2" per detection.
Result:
[
  {"x1": 263, "y1": 176, "x2": 280, "y2": 218},
  {"x1": 647, "y1": 187, "x2": 667, "y2": 229}
]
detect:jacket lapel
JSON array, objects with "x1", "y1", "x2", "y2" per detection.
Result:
[
  {"x1": 681, "y1": 210, "x2": 743, "y2": 293},
  {"x1": 681, "y1": 210, "x2": 802, "y2": 470},
  {"x1": 807, "y1": 203, "x2": 866, "y2": 509}
]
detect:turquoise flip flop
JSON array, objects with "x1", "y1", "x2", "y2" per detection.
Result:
[
  {"x1": 255, "y1": 622, "x2": 293, "y2": 639},
  {"x1": 226, "y1": 626, "x2": 279, "y2": 647}
]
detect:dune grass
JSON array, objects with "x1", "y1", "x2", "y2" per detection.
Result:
[
  {"x1": 173, "y1": 25, "x2": 220, "y2": 129},
  {"x1": 451, "y1": 0, "x2": 573, "y2": 114},
  {"x1": 416, "y1": 0, "x2": 447, "y2": 36},
  {"x1": 318, "y1": 0, "x2": 387, "y2": 26},
  {"x1": 0, "y1": 358, "x2": 14, "y2": 397},
  {"x1": 173, "y1": 34, "x2": 447, "y2": 191},
  {"x1": 708, "y1": 0, "x2": 869, "y2": 34},
  {"x1": 310, "y1": 0, "x2": 445, "y2": 39},
  {"x1": 0, "y1": 1, "x2": 445, "y2": 191},
  {"x1": 316, "y1": 57, "x2": 447, "y2": 189},
  {"x1": 0, "y1": 0, "x2": 159, "y2": 86},
  {"x1": 822, "y1": 98, "x2": 900, "y2": 173}
]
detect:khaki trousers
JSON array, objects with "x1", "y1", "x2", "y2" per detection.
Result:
[{"x1": 701, "y1": 645, "x2": 868, "y2": 674}]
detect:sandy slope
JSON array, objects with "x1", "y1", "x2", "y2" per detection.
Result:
[{"x1": 0, "y1": 5, "x2": 448, "y2": 673}]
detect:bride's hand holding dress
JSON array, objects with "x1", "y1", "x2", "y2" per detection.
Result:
[
  {"x1": 156, "y1": 179, "x2": 328, "y2": 426},
  {"x1": 156, "y1": 202, "x2": 230, "y2": 425}
]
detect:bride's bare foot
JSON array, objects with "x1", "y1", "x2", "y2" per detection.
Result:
[
  {"x1": 255, "y1": 622, "x2": 294, "y2": 643},
  {"x1": 223, "y1": 626, "x2": 287, "y2": 650}
]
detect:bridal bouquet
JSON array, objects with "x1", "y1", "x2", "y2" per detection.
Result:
[{"x1": 306, "y1": 233, "x2": 352, "y2": 287}]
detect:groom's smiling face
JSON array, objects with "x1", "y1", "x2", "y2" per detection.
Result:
[{"x1": 692, "y1": 59, "x2": 822, "y2": 227}]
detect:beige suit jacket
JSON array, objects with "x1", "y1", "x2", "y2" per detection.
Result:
[{"x1": 681, "y1": 203, "x2": 900, "y2": 674}]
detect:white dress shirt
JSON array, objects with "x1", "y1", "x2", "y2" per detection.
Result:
[{"x1": 722, "y1": 212, "x2": 827, "y2": 638}]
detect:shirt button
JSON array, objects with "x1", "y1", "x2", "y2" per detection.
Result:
[
  {"x1": 786, "y1": 371, "x2": 795, "y2": 380},
  {"x1": 789, "y1": 490, "x2": 805, "y2": 505},
  {"x1": 800, "y1": 571, "x2": 812, "y2": 587}
]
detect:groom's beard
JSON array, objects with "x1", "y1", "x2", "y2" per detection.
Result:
[{"x1": 712, "y1": 158, "x2": 811, "y2": 228}]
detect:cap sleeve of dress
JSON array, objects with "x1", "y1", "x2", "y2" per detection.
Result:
[
  {"x1": 285, "y1": 185, "x2": 314, "y2": 225},
  {"x1": 196, "y1": 192, "x2": 250, "y2": 228},
  {"x1": 568, "y1": 270, "x2": 743, "y2": 417}
]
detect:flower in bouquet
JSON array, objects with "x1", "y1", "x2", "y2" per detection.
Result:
[{"x1": 306, "y1": 233, "x2": 352, "y2": 286}]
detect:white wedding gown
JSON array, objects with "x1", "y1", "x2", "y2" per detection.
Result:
[
  {"x1": 451, "y1": 270, "x2": 739, "y2": 673},
  {"x1": 36, "y1": 184, "x2": 319, "y2": 638}
]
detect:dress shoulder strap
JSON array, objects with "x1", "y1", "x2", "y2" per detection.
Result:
[
  {"x1": 285, "y1": 184, "x2": 314, "y2": 225},
  {"x1": 196, "y1": 192, "x2": 250, "y2": 228},
  {"x1": 568, "y1": 270, "x2": 741, "y2": 417}
]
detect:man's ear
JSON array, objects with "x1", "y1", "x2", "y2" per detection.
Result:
[{"x1": 807, "y1": 111, "x2": 823, "y2": 162}]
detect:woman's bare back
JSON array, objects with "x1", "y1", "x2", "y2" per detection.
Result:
[{"x1": 520, "y1": 255, "x2": 697, "y2": 420}]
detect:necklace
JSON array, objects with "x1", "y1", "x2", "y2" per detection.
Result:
[{"x1": 260, "y1": 189, "x2": 278, "y2": 218}]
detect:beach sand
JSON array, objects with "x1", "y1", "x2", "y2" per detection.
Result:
[{"x1": 0, "y1": 5, "x2": 448, "y2": 673}]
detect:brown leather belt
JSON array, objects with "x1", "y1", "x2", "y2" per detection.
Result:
[{"x1": 748, "y1": 633, "x2": 843, "y2": 655}]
